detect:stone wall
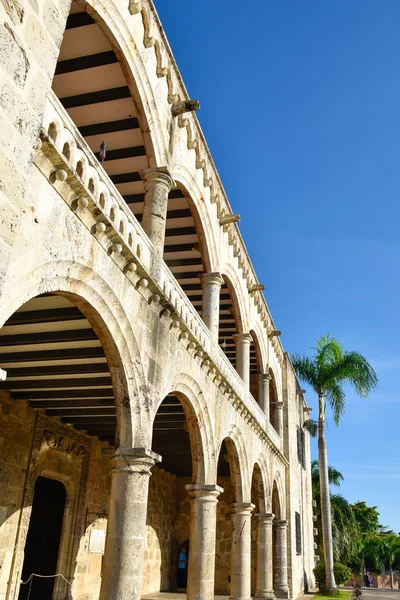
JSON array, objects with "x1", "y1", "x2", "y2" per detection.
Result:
[
  {"x1": 72, "y1": 442, "x2": 112, "y2": 600},
  {"x1": 0, "y1": 392, "x2": 34, "y2": 600},
  {"x1": 142, "y1": 467, "x2": 181, "y2": 594},
  {"x1": 0, "y1": 0, "x2": 70, "y2": 291},
  {"x1": 0, "y1": 393, "x2": 115, "y2": 600}
]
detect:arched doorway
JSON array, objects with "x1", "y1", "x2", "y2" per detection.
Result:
[
  {"x1": 250, "y1": 464, "x2": 266, "y2": 596},
  {"x1": 214, "y1": 437, "x2": 244, "y2": 596},
  {"x1": 142, "y1": 392, "x2": 203, "y2": 595},
  {"x1": 18, "y1": 477, "x2": 66, "y2": 600}
]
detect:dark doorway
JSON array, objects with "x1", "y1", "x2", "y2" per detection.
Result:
[
  {"x1": 169, "y1": 538, "x2": 179, "y2": 591},
  {"x1": 18, "y1": 477, "x2": 66, "y2": 600},
  {"x1": 177, "y1": 539, "x2": 190, "y2": 591}
]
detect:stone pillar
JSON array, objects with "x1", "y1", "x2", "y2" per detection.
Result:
[
  {"x1": 141, "y1": 167, "x2": 174, "y2": 279},
  {"x1": 230, "y1": 503, "x2": 254, "y2": 600},
  {"x1": 258, "y1": 373, "x2": 271, "y2": 417},
  {"x1": 99, "y1": 448, "x2": 160, "y2": 600},
  {"x1": 275, "y1": 402, "x2": 284, "y2": 438},
  {"x1": 254, "y1": 513, "x2": 275, "y2": 599},
  {"x1": 185, "y1": 484, "x2": 223, "y2": 600},
  {"x1": 233, "y1": 333, "x2": 252, "y2": 389},
  {"x1": 200, "y1": 272, "x2": 224, "y2": 344},
  {"x1": 274, "y1": 519, "x2": 289, "y2": 598}
]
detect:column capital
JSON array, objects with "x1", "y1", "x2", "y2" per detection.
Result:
[
  {"x1": 185, "y1": 483, "x2": 224, "y2": 502},
  {"x1": 254, "y1": 512, "x2": 275, "y2": 523},
  {"x1": 140, "y1": 166, "x2": 175, "y2": 189},
  {"x1": 199, "y1": 272, "x2": 224, "y2": 287},
  {"x1": 258, "y1": 373, "x2": 271, "y2": 383},
  {"x1": 103, "y1": 447, "x2": 161, "y2": 472},
  {"x1": 233, "y1": 333, "x2": 252, "y2": 345},
  {"x1": 274, "y1": 519, "x2": 288, "y2": 528},
  {"x1": 230, "y1": 502, "x2": 255, "y2": 516}
]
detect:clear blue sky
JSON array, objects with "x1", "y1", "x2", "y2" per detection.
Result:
[{"x1": 155, "y1": 1, "x2": 400, "y2": 533}]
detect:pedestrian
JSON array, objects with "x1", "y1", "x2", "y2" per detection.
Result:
[
  {"x1": 177, "y1": 546, "x2": 188, "y2": 590},
  {"x1": 364, "y1": 572, "x2": 371, "y2": 588}
]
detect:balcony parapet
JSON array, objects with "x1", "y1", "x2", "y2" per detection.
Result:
[{"x1": 34, "y1": 91, "x2": 287, "y2": 466}]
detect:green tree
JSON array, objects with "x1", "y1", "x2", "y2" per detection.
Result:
[{"x1": 292, "y1": 334, "x2": 377, "y2": 593}]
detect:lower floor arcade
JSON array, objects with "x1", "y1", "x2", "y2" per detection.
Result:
[{"x1": 0, "y1": 292, "x2": 313, "y2": 600}]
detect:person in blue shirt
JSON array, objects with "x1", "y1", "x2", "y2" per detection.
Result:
[{"x1": 177, "y1": 546, "x2": 188, "y2": 589}]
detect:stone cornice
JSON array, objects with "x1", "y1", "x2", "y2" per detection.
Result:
[
  {"x1": 131, "y1": 0, "x2": 285, "y2": 367},
  {"x1": 36, "y1": 92, "x2": 288, "y2": 468}
]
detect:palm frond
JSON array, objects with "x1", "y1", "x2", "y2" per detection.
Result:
[
  {"x1": 304, "y1": 419, "x2": 318, "y2": 437},
  {"x1": 327, "y1": 465, "x2": 344, "y2": 487},
  {"x1": 315, "y1": 334, "x2": 343, "y2": 370},
  {"x1": 325, "y1": 382, "x2": 346, "y2": 425},
  {"x1": 290, "y1": 354, "x2": 319, "y2": 391},
  {"x1": 322, "y1": 351, "x2": 377, "y2": 398}
]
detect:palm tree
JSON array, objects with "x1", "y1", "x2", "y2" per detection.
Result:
[
  {"x1": 311, "y1": 461, "x2": 359, "y2": 566},
  {"x1": 292, "y1": 335, "x2": 377, "y2": 593}
]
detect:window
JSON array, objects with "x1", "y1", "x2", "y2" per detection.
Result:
[
  {"x1": 297, "y1": 427, "x2": 305, "y2": 468},
  {"x1": 295, "y1": 511, "x2": 302, "y2": 554}
]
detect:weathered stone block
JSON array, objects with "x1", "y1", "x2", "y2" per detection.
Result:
[
  {"x1": 1, "y1": 0, "x2": 24, "y2": 25},
  {"x1": 0, "y1": 22, "x2": 29, "y2": 87}
]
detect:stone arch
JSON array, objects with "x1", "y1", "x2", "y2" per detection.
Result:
[
  {"x1": 0, "y1": 260, "x2": 148, "y2": 448},
  {"x1": 73, "y1": 0, "x2": 166, "y2": 165},
  {"x1": 172, "y1": 165, "x2": 219, "y2": 273},
  {"x1": 250, "y1": 320, "x2": 268, "y2": 373},
  {"x1": 269, "y1": 366, "x2": 281, "y2": 432},
  {"x1": 251, "y1": 462, "x2": 267, "y2": 513},
  {"x1": 151, "y1": 374, "x2": 214, "y2": 484},
  {"x1": 216, "y1": 425, "x2": 250, "y2": 503},
  {"x1": 251, "y1": 455, "x2": 271, "y2": 514},
  {"x1": 271, "y1": 471, "x2": 285, "y2": 519},
  {"x1": 269, "y1": 361, "x2": 282, "y2": 399},
  {"x1": 221, "y1": 262, "x2": 249, "y2": 333}
]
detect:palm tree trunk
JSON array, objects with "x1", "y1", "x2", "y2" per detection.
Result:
[
  {"x1": 318, "y1": 414, "x2": 337, "y2": 593},
  {"x1": 390, "y1": 569, "x2": 394, "y2": 589}
]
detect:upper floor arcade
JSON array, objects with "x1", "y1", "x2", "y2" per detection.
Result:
[{"x1": 9, "y1": 0, "x2": 310, "y2": 454}]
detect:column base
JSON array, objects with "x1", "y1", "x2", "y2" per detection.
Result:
[
  {"x1": 274, "y1": 590, "x2": 289, "y2": 599},
  {"x1": 255, "y1": 591, "x2": 276, "y2": 599},
  {"x1": 229, "y1": 597, "x2": 252, "y2": 600}
]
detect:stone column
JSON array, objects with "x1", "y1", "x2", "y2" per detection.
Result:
[
  {"x1": 141, "y1": 167, "x2": 174, "y2": 279},
  {"x1": 258, "y1": 373, "x2": 271, "y2": 417},
  {"x1": 233, "y1": 333, "x2": 252, "y2": 389},
  {"x1": 273, "y1": 519, "x2": 289, "y2": 598},
  {"x1": 230, "y1": 503, "x2": 254, "y2": 600},
  {"x1": 199, "y1": 272, "x2": 224, "y2": 344},
  {"x1": 185, "y1": 484, "x2": 223, "y2": 600},
  {"x1": 275, "y1": 402, "x2": 284, "y2": 438},
  {"x1": 99, "y1": 447, "x2": 160, "y2": 600},
  {"x1": 254, "y1": 513, "x2": 275, "y2": 599}
]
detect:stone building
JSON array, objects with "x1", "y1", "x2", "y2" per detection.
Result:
[{"x1": 0, "y1": 1, "x2": 316, "y2": 600}]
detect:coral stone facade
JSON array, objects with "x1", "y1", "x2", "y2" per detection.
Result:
[{"x1": 0, "y1": 1, "x2": 315, "y2": 599}]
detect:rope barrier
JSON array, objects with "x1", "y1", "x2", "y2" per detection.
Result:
[{"x1": 20, "y1": 572, "x2": 72, "y2": 586}]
